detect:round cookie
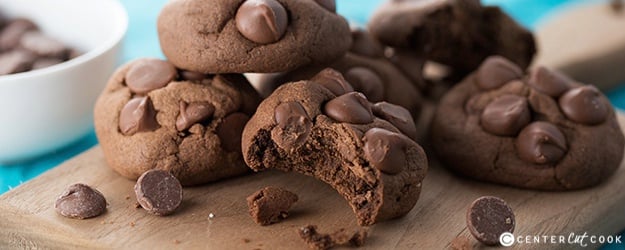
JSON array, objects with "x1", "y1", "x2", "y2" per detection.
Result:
[
  {"x1": 251, "y1": 29, "x2": 424, "y2": 129},
  {"x1": 368, "y1": 0, "x2": 536, "y2": 76},
  {"x1": 242, "y1": 70, "x2": 428, "y2": 226},
  {"x1": 94, "y1": 58, "x2": 261, "y2": 186},
  {"x1": 157, "y1": 0, "x2": 352, "y2": 74},
  {"x1": 431, "y1": 56, "x2": 625, "y2": 190}
]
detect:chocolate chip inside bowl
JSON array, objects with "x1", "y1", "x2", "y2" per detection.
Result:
[
  {"x1": 134, "y1": 170, "x2": 183, "y2": 216},
  {"x1": 0, "y1": 14, "x2": 82, "y2": 75},
  {"x1": 55, "y1": 183, "x2": 107, "y2": 219}
]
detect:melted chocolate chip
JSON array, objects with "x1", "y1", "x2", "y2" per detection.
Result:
[
  {"x1": 273, "y1": 102, "x2": 312, "y2": 152},
  {"x1": 480, "y1": 95, "x2": 531, "y2": 136},
  {"x1": 235, "y1": 0, "x2": 288, "y2": 44},
  {"x1": 558, "y1": 86, "x2": 608, "y2": 125},
  {"x1": 475, "y1": 56, "x2": 523, "y2": 90},
  {"x1": 363, "y1": 128, "x2": 407, "y2": 175},
  {"x1": 323, "y1": 92, "x2": 374, "y2": 124},
  {"x1": 528, "y1": 66, "x2": 572, "y2": 97},
  {"x1": 311, "y1": 68, "x2": 354, "y2": 96},
  {"x1": 344, "y1": 67, "x2": 385, "y2": 102},
  {"x1": 216, "y1": 112, "x2": 250, "y2": 152},
  {"x1": 350, "y1": 29, "x2": 385, "y2": 58},
  {"x1": 119, "y1": 96, "x2": 159, "y2": 135},
  {"x1": 125, "y1": 59, "x2": 177, "y2": 94},
  {"x1": 55, "y1": 183, "x2": 107, "y2": 219},
  {"x1": 176, "y1": 101, "x2": 215, "y2": 131},
  {"x1": 313, "y1": 0, "x2": 336, "y2": 12},
  {"x1": 516, "y1": 121, "x2": 567, "y2": 165},
  {"x1": 466, "y1": 196, "x2": 515, "y2": 246},
  {"x1": 372, "y1": 102, "x2": 418, "y2": 140},
  {"x1": 134, "y1": 170, "x2": 183, "y2": 216}
]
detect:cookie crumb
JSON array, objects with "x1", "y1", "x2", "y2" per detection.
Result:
[
  {"x1": 129, "y1": 221, "x2": 136, "y2": 227},
  {"x1": 134, "y1": 202, "x2": 141, "y2": 209},
  {"x1": 298, "y1": 225, "x2": 368, "y2": 250},
  {"x1": 242, "y1": 238, "x2": 251, "y2": 243},
  {"x1": 247, "y1": 187, "x2": 298, "y2": 226},
  {"x1": 125, "y1": 195, "x2": 130, "y2": 200},
  {"x1": 173, "y1": 239, "x2": 181, "y2": 244},
  {"x1": 450, "y1": 236, "x2": 472, "y2": 250}
]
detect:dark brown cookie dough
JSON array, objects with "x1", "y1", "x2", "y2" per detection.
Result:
[
  {"x1": 431, "y1": 56, "x2": 625, "y2": 190},
  {"x1": 251, "y1": 29, "x2": 424, "y2": 127},
  {"x1": 247, "y1": 186, "x2": 298, "y2": 226},
  {"x1": 242, "y1": 73, "x2": 428, "y2": 226},
  {"x1": 95, "y1": 58, "x2": 261, "y2": 186},
  {"x1": 368, "y1": 0, "x2": 536, "y2": 76},
  {"x1": 157, "y1": 0, "x2": 351, "y2": 73}
]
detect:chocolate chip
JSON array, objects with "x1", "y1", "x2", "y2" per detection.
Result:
[
  {"x1": 119, "y1": 96, "x2": 159, "y2": 136},
  {"x1": 480, "y1": 95, "x2": 531, "y2": 136},
  {"x1": 516, "y1": 121, "x2": 567, "y2": 164},
  {"x1": 134, "y1": 170, "x2": 183, "y2": 216},
  {"x1": 558, "y1": 86, "x2": 608, "y2": 125},
  {"x1": 344, "y1": 67, "x2": 385, "y2": 102},
  {"x1": 311, "y1": 68, "x2": 354, "y2": 96},
  {"x1": 216, "y1": 112, "x2": 250, "y2": 152},
  {"x1": 350, "y1": 29, "x2": 384, "y2": 58},
  {"x1": 372, "y1": 102, "x2": 418, "y2": 140},
  {"x1": 0, "y1": 50, "x2": 34, "y2": 75},
  {"x1": 125, "y1": 59, "x2": 177, "y2": 95},
  {"x1": 179, "y1": 70, "x2": 208, "y2": 81},
  {"x1": 32, "y1": 57, "x2": 64, "y2": 70},
  {"x1": 235, "y1": 0, "x2": 288, "y2": 44},
  {"x1": 363, "y1": 128, "x2": 407, "y2": 175},
  {"x1": 0, "y1": 19, "x2": 37, "y2": 51},
  {"x1": 324, "y1": 92, "x2": 374, "y2": 124},
  {"x1": 475, "y1": 56, "x2": 523, "y2": 90},
  {"x1": 247, "y1": 186, "x2": 299, "y2": 226},
  {"x1": 466, "y1": 196, "x2": 515, "y2": 246},
  {"x1": 55, "y1": 183, "x2": 107, "y2": 219},
  {"x1": 313, "y1": 0, "x2": 336, "y2": 12},
  {"x1": 19, "y1": 31, "x2": 68, "y2": 58},
  {"x1": 528, "y1": 66, "x2": 572, "y2": 97},
  {"x1": 176, "y1": 101, "x2": 215, "y2": 131},
  {"x1": 273, "y1": 102, "x2": 312, "y2": 152}
]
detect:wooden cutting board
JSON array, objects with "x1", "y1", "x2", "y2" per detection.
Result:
[{"x1": 1, "y1": 112, "x2": 625, "y2": 249}]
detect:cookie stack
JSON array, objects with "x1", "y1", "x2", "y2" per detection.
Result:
[{"x1": 94, "y1": 0, "x2": 625, "y2": 229}]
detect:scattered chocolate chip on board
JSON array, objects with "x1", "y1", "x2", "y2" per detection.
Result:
[
  {"x1": 134, "y1": 170, "x2": 183, "y2": 216},
  {"x1": 55, "y1": 183, "x2": 107, "y2": 219},
  {"x1": 466, "y1": 196, "x2": 515, "y2": 246}
]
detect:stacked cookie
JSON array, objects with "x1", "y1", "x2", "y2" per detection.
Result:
[{"x1": 94, "y1": 0, "x2": 625, "y2": 231}]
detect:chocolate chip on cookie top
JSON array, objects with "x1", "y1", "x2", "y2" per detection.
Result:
[
  {"x1": 235, "y1": 0, "x2": 288, "y2": 44},
  {"x1": 125, "y1": 58, "x2": 178, "y2": 94},
  {"x1": 432, "y1": 55, "x2": 624, "y2": 190}
]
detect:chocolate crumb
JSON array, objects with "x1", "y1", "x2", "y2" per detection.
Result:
[
  {"x1": 612, "y1": 0, "x2": 623, "y2": 12},
  {"x1": 298, "y1": 225, "x2": 368, "y2": 250},
  {"x1": 125, "y1": 195, "x2": 130, "y2": 200},
  {"x1": 242, "y1": 238, "x2": 251, "y2": 243},
  {"x1": 129, "y1": 221, "x2": 136, "y2": 227},
  {"x1": 247, "y1": 187, "x2": 298, "y2": 226},
  {"x1": 173, "y1": 239, "x2": 181, "y2": 244}
]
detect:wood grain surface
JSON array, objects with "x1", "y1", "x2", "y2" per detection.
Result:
[{"x1": 1, "y1": 112, "x2": 625, "y2": 249}]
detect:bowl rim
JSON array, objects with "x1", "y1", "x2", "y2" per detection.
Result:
[{"x1": 0, "y1": 0, "x2": 129, "y2": 83}]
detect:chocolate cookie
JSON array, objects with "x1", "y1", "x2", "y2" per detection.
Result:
[
  {"x1": 251, "y1": 29, "x2": 424, "y2": 126},
  {"x1": 94, "y1": 58, "x2": 261, "y2": 186},
  {"x1": 368, "y1": 0, "x2": 536, "y2": 76},
  {"x1": 157, "y1": 0, "x2": 351, "y2": 73},
  {"x1": 242, "y1": 73, "x2": 428, "y2": 226},
  {"x1": 431, "y1": 56, "x2": 625, "y2": 190}
]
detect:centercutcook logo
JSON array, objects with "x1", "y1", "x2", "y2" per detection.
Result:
[{"x1": 499, "y1": 232, "x2": 622, "y2": 247}]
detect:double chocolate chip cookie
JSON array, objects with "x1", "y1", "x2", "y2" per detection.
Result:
[
  {"x1": 431, "y1": 56, "x2": 624, "y2": 190},
  {"x1": 252, "y1": 28, "x2": 424, "y2": 124},
  {"x1": 242, "y1": 70, "x2": 428, "y2": 226},
  {"x1": 368, "y1": 0, "x2": 536, "y2": 76},
  {"x1": 158, "y1": 0, "x2": 351, "y2": 74},
  {"x1": 95, "y1": 58, "x2": 261, "y2": 186}
]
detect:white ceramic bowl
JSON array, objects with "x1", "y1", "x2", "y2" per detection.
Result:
[{"x1": 0, "y1": 0, "x2": 128, "y2": 163}]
